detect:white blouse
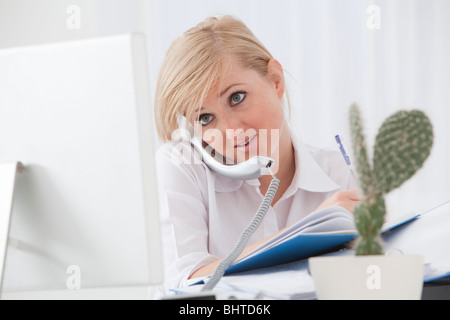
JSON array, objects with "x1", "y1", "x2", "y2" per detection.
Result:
[{"x1": 155, "y1": 129, "x2": 357, "y2": 293}]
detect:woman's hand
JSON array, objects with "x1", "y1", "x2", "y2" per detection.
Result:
[
  {"x1": 315, "y1": 189, "x2": 361, "y2": 213},
  {"x1": 190, "y1": 190, "x2": 362, "y2": 279}
]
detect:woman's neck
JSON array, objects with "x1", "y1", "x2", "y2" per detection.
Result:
[{"x1": 258, "y1": 129, "x2": 296, "y2": 204}]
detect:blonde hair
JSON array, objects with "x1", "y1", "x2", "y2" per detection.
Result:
[{"x1": 154, "y1": 15, "x2": 287, "y2": 142}]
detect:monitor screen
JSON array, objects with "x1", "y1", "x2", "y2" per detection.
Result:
[{"x1": 0, "y1": 34, "x2": 163, "y2": 292}]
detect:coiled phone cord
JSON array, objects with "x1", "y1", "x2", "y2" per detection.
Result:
[{"x1": 201, "y1": 168, "x2": 280, "y2": 292}]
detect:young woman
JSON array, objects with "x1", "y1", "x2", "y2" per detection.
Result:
[{"x1": 154, "y1": 15, "x2": 360, "y2": 291}]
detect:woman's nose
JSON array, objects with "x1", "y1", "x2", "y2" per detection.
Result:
[
  {"x1": 221, "y1": 117, "x2": 244, "y2": 140},
  {"x1": 226, "y1": 127, "x2": 244, "y2": 141}
]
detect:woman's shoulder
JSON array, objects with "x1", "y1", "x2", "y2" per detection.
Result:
[
  {"x1": 289, "y1": 127, "x2": 345, "y2": 174},
  {"x1": 156, "y1": 140, "x2": 202, "y2": 166},
  {"x1": 300, "y1": 142, "x2": 354, "y2": 188},
  {"x1": 156, "y1": 140, "x2": 245, "y2": 194},
  {"x1": 156, "y1": 140, "x2": 209, "y2": 182},
  {"x1": 304, "y1": 143, "x2": 345, "y2": 170}
]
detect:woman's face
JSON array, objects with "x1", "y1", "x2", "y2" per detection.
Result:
[{"x1": 192, "y1": 57, "x2": 287, "y2": 165}]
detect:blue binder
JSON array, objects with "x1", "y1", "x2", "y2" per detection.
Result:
[
  {"x1": 225, "y1": 233, "x2": 357, "y2": 275},
  {"x1": 225, "y1": 210, "x2": 420, "y2": 275}
]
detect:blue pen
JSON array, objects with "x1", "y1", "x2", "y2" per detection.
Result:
[
  {"x1": 335, "y1": 135, "x2": 359, "y2": 186},
  {"x1": 335, "y1": 135, "x2": 351, "y2": 166}
]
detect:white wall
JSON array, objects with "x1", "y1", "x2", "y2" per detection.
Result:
[
  {"x1": 0, "y1": 0, "x2": 149, "y2": 47},
  {"x1": 1, "y1": 0, "x2": 449, "y2": 219}
]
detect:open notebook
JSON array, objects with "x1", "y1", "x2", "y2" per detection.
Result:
[{"x1": 225, "y1": 206, "x2": 418, "y2": 275}]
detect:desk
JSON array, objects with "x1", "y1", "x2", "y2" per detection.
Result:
[
  {"x1": 423, "y1": 277, "x2": 450, "y2": 300},
  {"x1": 1, "y1": 285, "x2": 150, "y2": 300},
  {"x1": 2, "y1": 281, "x2": 450, "y2": 300}
]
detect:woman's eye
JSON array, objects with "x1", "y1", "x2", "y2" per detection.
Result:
[
  {"x1": 230, "y1": 91, "x2": 246, "y2": 106},
  {"x1": 199, "y1": 114, "x2": 214, "y2": 126}
]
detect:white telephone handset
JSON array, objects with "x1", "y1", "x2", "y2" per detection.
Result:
[
  {"x1": 186, "y1": 125, "x2": 280, "y2": 293},
  {"x1": 189, "y1": 125, "x2": 274, "y2": 180}
]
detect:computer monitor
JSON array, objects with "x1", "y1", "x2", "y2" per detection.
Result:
[{"x1": 0, "y1": 34, "x2": 164, "y2": 293}]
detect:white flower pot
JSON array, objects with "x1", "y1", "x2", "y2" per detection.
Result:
[{"x1": 309, "y1": 255, "x2": 424, "y2": 300}]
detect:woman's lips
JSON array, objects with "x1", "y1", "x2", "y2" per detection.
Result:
[{"x1": 235, "y1": 134, "x2": 257, "y2": 153}]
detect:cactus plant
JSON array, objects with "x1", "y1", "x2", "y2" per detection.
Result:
[{"x1": 349, "y1": 103, "x2": 433, "y2": 255}]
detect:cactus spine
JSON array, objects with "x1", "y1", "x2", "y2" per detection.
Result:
[{"x1": 349, "y1": 103, "x2": 433, "y2": 255}]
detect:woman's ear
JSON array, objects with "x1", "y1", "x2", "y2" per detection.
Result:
[{"x1": 267, "y1": 59, "x2": 285, "y2": 99}]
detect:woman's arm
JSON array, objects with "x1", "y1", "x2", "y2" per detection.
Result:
[
  {"x1": 189, "y1": 230, "x2": 280, "y2": 279},
  {"x1": 189, "y1": 189, "x2": 361, "y2": 279},
  {"x1": 156, "y1": 142, "x2": 216, "y2": 289}
]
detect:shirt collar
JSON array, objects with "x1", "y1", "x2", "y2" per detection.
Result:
[
  {"x1": 214, "y1": 127, "x2": 340, "y2": 193},
  {"x1": 214, "y1": 175, "x2": 244, "y2": 192},
  {"x1": 290, "y1": 130, "x2": 340, "y2": 193}
]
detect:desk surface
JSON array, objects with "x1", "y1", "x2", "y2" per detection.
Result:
[
  {"x1": 2, "y1": 282, "x2": 450, "y2": 300},
  {"x1": 423, "y1": 277, "x2": 450, "y2": 300},
  {"x1": 1, "y1": 285, "x2": 150, "y2": 300}
]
